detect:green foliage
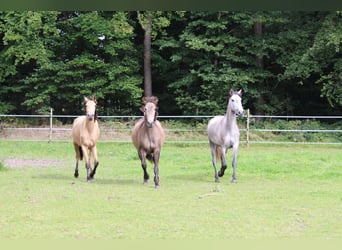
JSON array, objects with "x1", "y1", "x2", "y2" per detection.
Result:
[
  {"x1": 0, "y1": 11, "x2": 341, "y2": 117},
  {"x1": 0, "y1": 11, "x2": 142, "y2": 115},
  {"x1": 281, "y1": 12, "x2": 342, "y2": 107}
]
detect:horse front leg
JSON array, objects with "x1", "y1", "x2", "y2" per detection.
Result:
[
  {"x1": 218, "y1": 146, "x2": 227, "y2": 178},
  {"x1": 89, "y1": 146, "x2": 99, "y2": 179},
  {"x1": 73, "y1": 143, "x2": 80, "y2": 178},
  {"x1": 231, "y1": 144, "x2": 239, "y2": 183},
  {"x1": 139, "y1": 149, "x2": 149, "y2": 184},
  {"x1": 74, "y1": 160, "x2": 79, "y2": 178},
  {"x1": 209, "y1": 142, "x2": 219, "y2": 182},
  {"x1": 81, "y1": 146, "x2": 92, "y2": 181},
  {"x1": 153, "y1": 149, "x2": 161, "y2": 189}
]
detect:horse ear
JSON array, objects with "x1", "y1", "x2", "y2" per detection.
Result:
[
  {"x1": 140, "y1": 105, "x2": 145, "y2": 113},
  {"x1": 142, "y1": 97, "x2": 147, "y2": 104},
  {"x1": 84, "y1": 96, "x2": 89, "y2": 103},
  {"x1": 93, "y1": 96, "x2": 97, "y2": 103},
  {"x1": 229, "y1": 90, "x2": 234, "y2": 97},
  {"x1": 237, "y1": 89, "x2": 242, "y2": 97}
]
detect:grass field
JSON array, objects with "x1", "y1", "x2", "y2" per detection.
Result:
[{"x1": 0, "y1": 140, "x2": 341, "y2": 239}]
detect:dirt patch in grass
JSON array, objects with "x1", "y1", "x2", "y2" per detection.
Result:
[{"x1": 4, "y1": 158, "x2": 66, "y2": 168}]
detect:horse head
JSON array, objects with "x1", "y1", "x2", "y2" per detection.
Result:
[
  {"x1": 228, "y1": 89, "x2": 244, "y2": 116},
  {"x1": 84, "y1": 96, "x2": 98, "y2": 121},
  {"x1": 140, "y1": 96, "x2": 159, "y2": 128}
]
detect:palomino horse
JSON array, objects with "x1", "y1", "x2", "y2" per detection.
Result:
[
  {"x1": 132, "y1": 96, "x2": 165, "y2": 188},
  {"x1": 207, "y1": 90, "x2": 244, "y2": 183},
  {"x1": 72, "y1": 97, "x2": 100, "y2": 181}
]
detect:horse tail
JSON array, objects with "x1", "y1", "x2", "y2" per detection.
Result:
[
  {"x1": 78, "y1": 146, "x2": 83, "y2": 160},
  {"x1": 146, "y1": 154, "x2": 154, "y2": 163},
  {"x1": 216, "y1": 146, "x2": 221, "y2": 162}
]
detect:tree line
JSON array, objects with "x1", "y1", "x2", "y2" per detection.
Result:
[{"x1": 0, "y1": 11, "x2": 341, "y2": 117}]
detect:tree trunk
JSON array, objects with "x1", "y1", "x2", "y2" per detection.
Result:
[{"x1": 143, "y1": 14, "x2": 152, "y2": 97}]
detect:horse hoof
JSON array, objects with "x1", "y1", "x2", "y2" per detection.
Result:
[
  {"x1": 231, "y1": 179, "x2": 237, "y2": 183},
  {"x1": 87, "y1": 177, "x2": 94, "y2": 182},
  {"x1": 74, "y1": 172, "x2": 79, "y2": 178},
  {"x1": 155, "y1": 185, "x2": 160, "y2": 189},
  {"x1": 215, "y1": 178, "x2": 220, "y2": 183}
]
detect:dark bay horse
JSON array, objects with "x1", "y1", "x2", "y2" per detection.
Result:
[
  {"x1": 72, "y1": 97, "x2": 100, "y2": 181},
  {"x1": 132, "y1": 96, "x2": 165, "y2": 188},
  {"x1": 207, "y1": 90, "x2": 244, "y2": 183}
]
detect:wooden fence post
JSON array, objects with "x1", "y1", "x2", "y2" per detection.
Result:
[
  {"x1": 246, "y1": 109, "x2": 250, "y2": 148},
  {"x1": 49, "y1": 108, "x2": 53, "y2": 142}
]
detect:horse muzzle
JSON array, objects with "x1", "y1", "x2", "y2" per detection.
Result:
[
  {"x1": 87, "y1": 114, "x2": 95, "y2": 121},
  {"x1": 235, "y1": 109, "x2": 244, "y2": 117},
  {"x1": 146, "y1": 121, "x2": 155, "y2": 128}
]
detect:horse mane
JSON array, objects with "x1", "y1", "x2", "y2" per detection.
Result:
[{"x1": 142, "y1": 96, "x2": 159, "y2": 105}]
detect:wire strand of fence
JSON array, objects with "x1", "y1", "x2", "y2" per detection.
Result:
[{"x1": 1, "y1": 111, "x2": 341, "y2": 145}]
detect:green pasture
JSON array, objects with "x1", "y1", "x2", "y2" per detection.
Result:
[{"x1": 0, "y1": 140, "x2": 341, "y2": 239}]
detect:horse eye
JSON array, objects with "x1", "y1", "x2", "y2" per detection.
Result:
[{"x1": 231, "y1": 99, "x2": 235, "y2": 102}]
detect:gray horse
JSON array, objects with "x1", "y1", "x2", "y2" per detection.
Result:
[{"x1": 207, "y1": 90, "x2": 244, "y2": 183}]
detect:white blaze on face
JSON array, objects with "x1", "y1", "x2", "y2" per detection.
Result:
[
  {"x1": 144, "y1": 102, "x2": 157, "y2": 127},
  {"x1": 144, "y1": 102, "x2": 156, "y2": 128}
]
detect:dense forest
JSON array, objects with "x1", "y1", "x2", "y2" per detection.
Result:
[{"x1": 0, "y1": 11, "x2": 341, "y2": 117}]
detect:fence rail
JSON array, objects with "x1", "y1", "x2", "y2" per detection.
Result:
[{"x1": 1, "y1": 110, "x2": 341, "y2": 145}]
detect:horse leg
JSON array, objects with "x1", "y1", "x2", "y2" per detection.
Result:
[
  {"x1": 73, "y1": 143, "x2": 80, "y2": 178},
  {"x1": 139, "y1": 149, "x2": 149, "y2": 184},
  {"x1": 81, "y1": 146, "x2": 92, "y2": 181},
  {"x1": 210, "y1": 142, "x2": 219, "y2": 182},
  {"x1": 89, "y1": 146, "x2": 99, "y2": 179},
  {"x1": 153, "y1": 149, "x2": 161, "y2": 188},
  {"x1": 231, "y1": 144, "x2": 239, "y2": 183},
  {"x1": 218, "y1": 146, "x2": 227, "y2": 178}
]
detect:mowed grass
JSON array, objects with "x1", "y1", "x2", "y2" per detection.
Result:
[{"x1": 0, "y1": 140, "x2": 341, "y2": 239}]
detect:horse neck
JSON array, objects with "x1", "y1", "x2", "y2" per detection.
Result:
[
  {"x1": 225, "y1": 105, "x2": 237, "y2": 128},
  {"x1": 143, "y1": 120, "x2": 159, "y2": 137},
  {"x1": 85, "y1": 118, "x2": 96, "y2": 132}
]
